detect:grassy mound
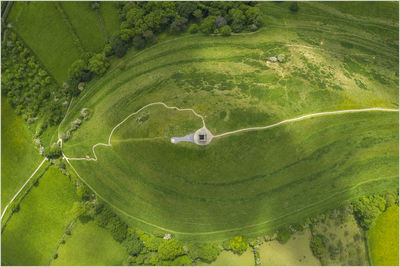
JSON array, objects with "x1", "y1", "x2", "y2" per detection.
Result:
[
  {"x1": 367, "y1": 205, "x2": 399, "y2": 266},
  {"x1": 59, "y1": 2, "x2": 398, "y2": 241}
]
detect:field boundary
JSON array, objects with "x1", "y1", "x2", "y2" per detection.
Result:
[{"x1": 1, "y1": 158, "x2": 48, "y2": 220}]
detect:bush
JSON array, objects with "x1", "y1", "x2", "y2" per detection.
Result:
[
  {"x1": 230, "y1": 236, "x2": 248, "y2": 255},
  {"x1": 188, "y1": 24, "x2": 199, "y2": 34},
  {"x1": 76, "y1": 185, "x2": 90, "y2": 200},
  {"x1": 276, "y1": 226, "x2": 291, "y2": 243},
  {"x1": 143, "y1": 30, "x2": 157, "y2": 44},
  {"x1": 352, "y1": 195, "x2": 386, "y2": 229},
  {"x1": 200, "y1": 16, "x2": 216, "y2": 34},
  {"x1": 68, "y1": 59, "x2": 88, "y2": 82},
  {"x1": 220, "y1": 25, "x2": 232, "y2": 36},
  {"x1": 193, "y1": 9, "x2": 203, "y2": 19},
  {"x1": 222, "y1": 240, "x2": 231, "y2": 250},
  {"x1": 215, "y1": 16, "x2": 227, "y2": 28},
  {"x1": 310, "y1": 234, "x2": 328, "y2": 259},
  {"x1": 170, "y1": 17, "x2": 188, "y2": 32},
  {"x1": 158, "y1": 239, "x2": 185, "y2": 261},
  {"x1": 123, "y1": 229, "x2": 144, "y2": 256},
  {"x1": 289, "y1": 2, "x2": 299, "y2": 12},
  {"x1": 106, "y1": 216, "x2": 128, "y2": 242},
  {"x1": 187, "y1": 243, "x2": 220, "y2": 262},
  {"x1": 132, "y1": 35, "x2": 145, "y2": 49},
  {"x1": 110, "y1": 34, "x2": 127, "y2": 58},
  {"x1": 88, "y1": 54, "x2": 110, "y2": 75},
  {"x1": 103, "y1": 44, "x2": 113, "y2": 57}
]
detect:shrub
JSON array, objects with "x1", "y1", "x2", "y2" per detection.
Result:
[
  {"x1": 158, "y1": 239, "x2": 185, "y2": 261},
  {"x1": 352, "y1": 195, "x2": 386, "y2": 229},
  {"x1": 187, "y1": 243, "x2": 220, "y2": 262},
  {"x1": 106, "y1": 216, "x2": 128, "y2": 242},
  {"x1": 193, "y1": 9, "x2": 203, "y2": 19},
  {"x1": 230, "y1": 236, "x2": 248, "y2": 255},
  {"x1": 276, "y1": 226, "x2": 292, "y2": 243},
  {"x1": 123, "y1": 229, "x2": 144, "y2": 256},
  {"x1": 76, "y1": 184, "x2": 90, "y2": 200},
  {"x1": 68, "y1": 59, "x2": 88, "y2": 82},
  {"x1": 310, "y1": 234, "x2": 328, "y2": 259},
  {"x1": 220, "y1": 25, "x2": 232, "y2": 36},
  {"x1": 170, "y1": 17, "x2": 188, "y2": 32},
  {"x1": 215, "y1": 16, "x2": 227, "y2": 28},
  {"x1": 222, "y1": 240, "x2": 231, "y2": 250},
  {"x1": 188, "y1": 24, "x2": 199, "y2": 34},
  {"x1": 110, "y1": 34, "x2": 127, "y2": 58},
  {"x1": 200, "y1": 16, "x2": 216, "y2": 34},
  {"x1": 132, "y1": 35, "x2": 145, "y2": 49},
  {"x1": 88, "y1": 54, "x2": 110, "y2": 75},
  {"x1": 143, "y1": 30, "x2": 157, "y2": 44},
  {"x1": 103, "y1": 44, "x2": 113, "y2": 57}
]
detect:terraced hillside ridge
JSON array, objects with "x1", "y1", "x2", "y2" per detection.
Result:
[{"x1": 58, "y1": 2, "x2": 399, "y2": 241}]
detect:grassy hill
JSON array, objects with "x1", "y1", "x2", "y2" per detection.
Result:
[{"x1": 58, "y1": 2, "x2": 398, "y2": 241}]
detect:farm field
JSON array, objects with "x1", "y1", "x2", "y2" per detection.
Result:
[
  {"x1": 59, "y1": 2, "x2": 399, "y2": 241},
  {"x1": 258, "y1": 229, "x2": 319, "y2": 266},
  {"x1": 1, "y1": 167, "x2": 78, "y2": 266},
  {"x1": 6, "y1": 1, "x2": 119, "y2": 84},
  {"x1": 1, "y1": 97, "x2": 43, "y2": 212},
  {"x1": 367, "y1": 205, "x2": 399, "y2": 266},
  {"x1": 52, "y1": 221, "x2": 129, "y2": 266}
]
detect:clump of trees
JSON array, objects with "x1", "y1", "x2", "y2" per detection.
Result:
[
  {"x1": 229, "y1": 236, "x2": 249, "y2": 255},
  {"x1": 187, "y1": 243, "x2": 221, "y2": 263},
  {"x1": 1, "y1": 32, "x2": 69, "y2": 131},
  {"x1": 351, "y1": 194, "x2": 387, "y2": 230}
]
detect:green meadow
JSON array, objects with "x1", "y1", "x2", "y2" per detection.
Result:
[
  {"x1": 1, "y1": 98, "x2": 43, "y2": 212},
  {"x1": 367, "y1": 205, "x2": 399, "y2": 266},
  {"x1": 1, "y1": 167, "x2": 78, "y2": 266},
  {"x1": 52, "y1": 221, "x2": 129, "y2": 266}
]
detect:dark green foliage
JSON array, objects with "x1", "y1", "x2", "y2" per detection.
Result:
[
  {"x1": 106, "y1": 216, "x2": 128, "y2": 242},
  {"x1": 158, "y1": 239, "x2": 185, "y2": 261},
  {"x1": 45, "y1": 144, "x2": 62, "y2": 159},
  {"x1": 229, "y1": 236, "x2": 248, "y2": 255},
  {"x1": 1, "y1": 32, "x2": 67, "y2": 130},
  {"x1": 123, "y1": 229, "x2": 144, "y2": 256},
  {"x1": 68, "y1": 59, "x2": 88, "y2": 81},
  {"x1": 178, "y1": 2, "x2": 198, "y2": 18},
  {"x1": 290, "y1": 2, "x2": 299, "y2": 12},
  {"x1": 276, "y1": 226, "x2": 292, "y2": 243},
  {"x1": 187, "y1": 243, "x2": 220, "y2": 262},
  {"x1": 110, "y1": 34, "x2": 127, "y2": 58},
  {"x1": 215, "y1": 15, "x2": 227, "y2": 28},
  {"x1": 352, "y1": 195, "x2": 386, "y2": 229},
  {"x1": 188, "y1": 23, "x2": 199, "y2": 34},
  {"x1": 138, "y1": 232, "x2": 163, "y2": 252},
  {"x1": 200, "y1": 16, "x2": 216, "y2": 34},
  {"x1": 132, "y1": 35, "x2": 145, "y2": 49},
  {"x1": 88, "y1": 53, "x2": 110, "y2": 75},
  {"x1": 170, "y1": 17, "x2": 188, "y2": 32},
  {"x1": 220, "y1": 25, "x2": 232, "y2": 36},
  {"x1": 193, "y1": 9, "x2": 203, "y2": 19},
  {"x1": 143, "y1": 30, "x2": 157, "y2": 44},
  {"x1": 310, "y1": 234, "x2": 328, "y2": 260}
]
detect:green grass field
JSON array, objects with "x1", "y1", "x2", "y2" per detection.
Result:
[
  {"x1": 59, "y1": 2, "x2": 398, "y2": 241},
  {"x1": 60, "y1": 2, "x2": 107, "y2": 52},
  {"x1": 1, "y1": 98, "x2": 43, "y2": 212},
  {"x1": 259, "y1": 229, "x2": 319, "y2": 266},
  {"x1": 7, "y1": 1, "x2": 120, "y2": 84},
  {"x1": 52, "y1": 220, "x2": 128, "y2": 266},
  {"x1": 1, "y1": 167, "x2": 78, "y2": 266},
  {"x1": 367, "y1": 205, "x2": 399, "y2": 266},
  {"x1": 7, "y1": 2, "x2": 82, "y2": 84}
]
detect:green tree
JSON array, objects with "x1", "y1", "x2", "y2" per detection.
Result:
[
  {"x1": 106, "y1": 216, "x2": 128, "y2": 242},
  {"x1": 68, "y1": 59, "x2": 88, "y2": 81},
  {"x1": 188, "y1": 24, "x2": 199, "y2": 34},
  {"x1": 310, "y1": 234, "x2": 328, "y2": 260},
  {"x1": 158, "y1": 239, "x2": 185, "y2": 260},
  {"x1": 352, "y1": 195, "x2": 386, "y2": 229},
  {"x1": 123, "y1": 229, "x2": 144, "y2": 256},
  {"x1": 230, "y1": 236, "x2": 248, "y2": 255},
  {"x1": 220, "y1": 25, "x2": 232, "y2": 36},
  {"x1": 276, "y1": 226, "x2": 292, "y2": 243},
  {"x1": 187, "y1": 243, "x2": 220, "y2": 263},
  {"x1": 76, "y1": 185, "x2": 90, "y2": 200},
  {"x1": 193, "y1": 9, "x2": 203, "y2": 19},
  {"x1": 132, "y1": 35, "x2": 145, "y2": 49},
  {"x1": 110, "y1": 34, "x2": 127, "y2": 58},
  {"x1": 88, "y1": 54, "x2": 110, "y2": 75},
  {"x1": 178, "y1": 2, "x2": 198, "y2": 18},
  {"x1": 200, "y1": 16, "x2": 216, "y2": 34}
]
